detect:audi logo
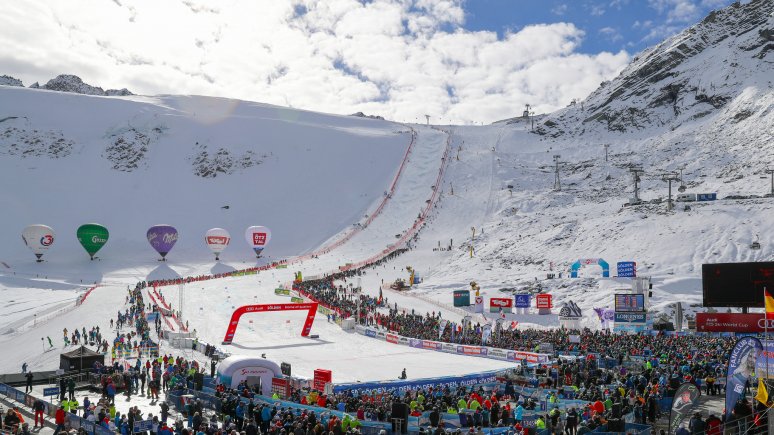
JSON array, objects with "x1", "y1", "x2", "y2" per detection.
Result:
[{"x1": 758, "y1": 319, "x2": 774, "y2": 328}]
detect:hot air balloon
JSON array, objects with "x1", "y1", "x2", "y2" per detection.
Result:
[
  {"x1": 245, "y1": 226, "x2": 271, "y2": 258},
  {"x1": 22, "y1": 224, "x2": 55, "y2": 262},
  {"x1": 77, "y1": 223, "x2": 109, "y2": 260},
  {"x1": 147, "y1": 225, "x2": 178, "y2": 261},
  {"x1": 205, "y1": 228, "x2": 230, "y2": 261}
]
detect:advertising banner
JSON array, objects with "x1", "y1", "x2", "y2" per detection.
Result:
[
  {"x1": 489, "y1": 297, "x2": 513, "y2": 313},
  {"x1": 725, "y1": 337, "x2": 762, "y2": 421},
  {"x1": 755, "y1": 339, "x2": 774, "y2": 380},
  {"x1": 536, "y1": 294, "x2": 552, "y2": 309},
  {"x1": 333, "y1": 370, "x2": 500, "y2": 395},
  {"x1": 457, "y1": 345, "x2": 487, "y2": 356},
  {"x1": 365, "y1": 329, "x2": 377, "y2": 338},
  {"x1": 408, "y1": 339, "x2": 423, "y2": 349},
  {"x1": 614, "y1": 312, "x2": 647, "y2": 323},
  {"x1": 422, "y1": 340, "x2": 441, "y2": 350},
  {"x1": 614, "y1": 323, "x2": 649, "y2": 333},
  {"x1": 696, "y1": 313, "x2": 767, "y2": 333},
  {"x1": 474, "y1": 296, "x2": 484, "y2": 313},
  {"x1": 453, "y1": 290, "x2": 470, "y2": 307},
  {"x1": 617, "y1": 261, "x2": 637, "y2": 278},
  {"x1": 510, "y1": 351, "x2": 551, "y2": 364},
  {"x1": 670, "y1": 383, "x2": 701, "y2": 434},
  {"x1": 386, "y1": 333, "x2": 399, "y2": 344},
  {"x1": 514, "y1": 294, "x2": 531, "y2": 308},
  {"x1": 274, "y1": 288, "x2": 291, "y2": 296},
  {"x1": 487, "y1": 348, "x2": 508, "y2": 360},
  {"x1": 442, "y1": 343, "x2": 457, "y2": 353}
]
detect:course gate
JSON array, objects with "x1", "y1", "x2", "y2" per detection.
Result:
[
  {"x1": 222, "y1": 302, "x2": 318, "y2": 344},
  {"x1": 570, "y1": 258, "x2": 610, "y2": 278}
]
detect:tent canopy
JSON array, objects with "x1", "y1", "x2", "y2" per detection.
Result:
[{"x1": 60, "y1": 346, "x2": 104, "y2": 371}]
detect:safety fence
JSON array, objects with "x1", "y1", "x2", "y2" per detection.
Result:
[
  {"x1": 290, "y1": 127, "x2": 418, "y2": 264},
  {"x1": 0, "y1": 382, "x2": 113, "y2": 435},
  {"x1": 76, "y1": 285, "x2": 100, "y2": 306},
  {"x1": 340, "y1": 128, "x2": 451, "y2": 272}
]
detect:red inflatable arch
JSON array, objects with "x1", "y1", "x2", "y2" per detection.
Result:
[{"x1": 222, "y1": 302, "x2": 319, "y2": 344}]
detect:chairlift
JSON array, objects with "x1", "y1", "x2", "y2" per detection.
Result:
[
  {"x1": 751, "y1": 234, "x2": 761, "y2": 250},
  {"x1": 678, "y1": 185, "x2": 687, "y2": 193}
]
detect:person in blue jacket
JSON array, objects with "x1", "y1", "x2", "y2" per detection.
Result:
[{"x1": 235, "y1": 402, "x2": 245, "y2": 429}]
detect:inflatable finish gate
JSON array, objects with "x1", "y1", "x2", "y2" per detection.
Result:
[{"x1": 222, "y1": 302, "x2": 318, "y2": 344}]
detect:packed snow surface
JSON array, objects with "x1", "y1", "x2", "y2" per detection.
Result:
[{"x1": 1, "y1": 0, "x2": 773, "y2": 388}]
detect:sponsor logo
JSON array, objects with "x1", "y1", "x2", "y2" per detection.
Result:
[
  {"x1": 398, "y1": 336, "x2": 408, "y2": 344},
  {"x1": 614, "y1": 312, "x2": 647, "y2": 323},
  {"x1": 365, "y1": 329, "x2": 377, "y2": 338},
  {"x1": 207, "y1": 236, "x2": 229, "y2": 245},
  {"x1": 457, "y1": 346, "x2": 486, "y2": 356},
  {"x1": 514, "y1": 294, "x2": 531, "y2": 308},
  {"x1": 40, "y1": 235, "x2": 54, "y2": 246},
  {"x1": 147, "y1": 233, "x2": 158, "y2": 242},
  {"x1": 252, "y1": 233, "x2": 267, "y2": 245},
  {"x1": 386, "y1": 334, "x2": 399, "y2": 344},
  {"x1": 442, "y1": 343, "x2": 456, "y2": 353},
  {"x1": 91, "y1": 235, "x2": 107, "y2": 243},
  {"x1": 376, "y1": 331, "x2": 386, "y2": 339},
  {"x1": 239, "y1": 368, "x2": 270, "y2": 376},
  {"x1": 536, "y1": 294, "x2": 552, "y2": 309},
  {"x1": 422, "y1": 340, "x2": 441, "y2": 350},
  {"x1": 163, "y1": 233, "x2": 178, "y2": 244},
  {"x1": 489, "y1": 298, "x2": 513, "y2": 308},
  {"x1": 488, "y1": 348, "x2": 508, "y2": 359}
]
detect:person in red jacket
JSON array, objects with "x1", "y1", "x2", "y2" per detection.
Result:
[
  {"x1": 55, "y1": 405, "x2": 66, "y2": 434},
  {"x1": 33, "y1": 399, "x2": 45, "y2": 428},
  {"x1": 705, "y1": 414, "x2": 722, "y2": 435}
]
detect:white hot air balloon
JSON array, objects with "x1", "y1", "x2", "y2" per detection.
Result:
[
  {"x1": 22, "y1": 224, "x2": 55, "y2": 262},
  {"x1": 205, "y1": 228, "x2": 231, "y2": 261},
  {"x1": 245, "y1": 226, "x2": 272, "y2": 258}
]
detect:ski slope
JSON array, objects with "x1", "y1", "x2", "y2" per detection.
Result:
[{"x1": 1, "y1": 0, "x2": 773, "y2": 383}]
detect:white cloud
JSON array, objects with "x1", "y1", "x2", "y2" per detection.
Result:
[
  {"x1": 647, "y1": 0, "x2": 700, "y2": 23},
  {"x1": 0, "y1": 0, "x2": 630, "y2": 124},
  {"x1": 589, "y1": 4, "x2": 606, "y2": 16},
  {"x1": 598, "y1": 27, "x2": 623, "y2": 42},
  {"x1": 551, "y1": 4, "x2": 568, "y2": 16}
]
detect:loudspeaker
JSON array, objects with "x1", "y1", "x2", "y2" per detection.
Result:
[
  {"x1": 281, "y1": 362, "x2": 292, "y2": 377},
  {"x1": 194, "y1": 372, "x2": 204, "y2": 391},
  {"x1": 391, "y1": 403, "x2": 409, "y2": 434}
]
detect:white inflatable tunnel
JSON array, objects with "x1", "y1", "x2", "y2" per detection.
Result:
[{"x1": 216, "y1": 356, "x2": 283, "y2": 395}]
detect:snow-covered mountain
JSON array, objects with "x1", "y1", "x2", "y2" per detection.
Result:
[
  {"x1": 536, "y1": 0, "x2": 773, "y2": 137},
  {"x1": 0, "y1": 0, "x2": 772, "y2": 370},
  {"x1": 0, "y1": 74, "x2": 23, "y2": 87},
  {"x1": 25, "y1": 74, "x2": 133, "y2": 96}
]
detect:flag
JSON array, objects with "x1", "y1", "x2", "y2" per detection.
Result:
[
  {"x1": 481, "y1": 324, "x2": 492, "y2": 345},
  {"x1": 765, "y1": 289, "x2": 774, "y2": 319},
  {"x1": 439, "y1": 319, "x2": 448, "y2": 339},
  {"x1": 756, "y1": 379, "x2": 769, "y2": 406}
]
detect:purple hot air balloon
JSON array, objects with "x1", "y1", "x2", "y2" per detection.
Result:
[{"x1": 147, "y1": 224, "x2": 178, "y2": 261}]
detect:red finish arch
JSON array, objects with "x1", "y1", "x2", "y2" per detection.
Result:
[{"x1": 222, "y1": 302, "x2": 318, "y2": 344}]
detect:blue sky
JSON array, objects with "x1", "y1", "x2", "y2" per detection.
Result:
[{"x1": 462, "y1": 0, "x2": 736, "y2": 54}]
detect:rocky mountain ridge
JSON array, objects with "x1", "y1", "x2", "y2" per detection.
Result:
[
  {"x1": 1, "y1": 74, "x2": 132, "y2": 96},
  {"x1": 534, "y1": 0, "x2": 773, "y2": 137}
]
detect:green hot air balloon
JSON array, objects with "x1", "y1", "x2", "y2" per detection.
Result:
[{"x1": 77, "y1": 223, "x2": 109, "y2": 260}]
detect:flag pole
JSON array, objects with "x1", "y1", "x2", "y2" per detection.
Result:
[{"x1": 767, "y1": 286, "x2": 770, "y2": 382}]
